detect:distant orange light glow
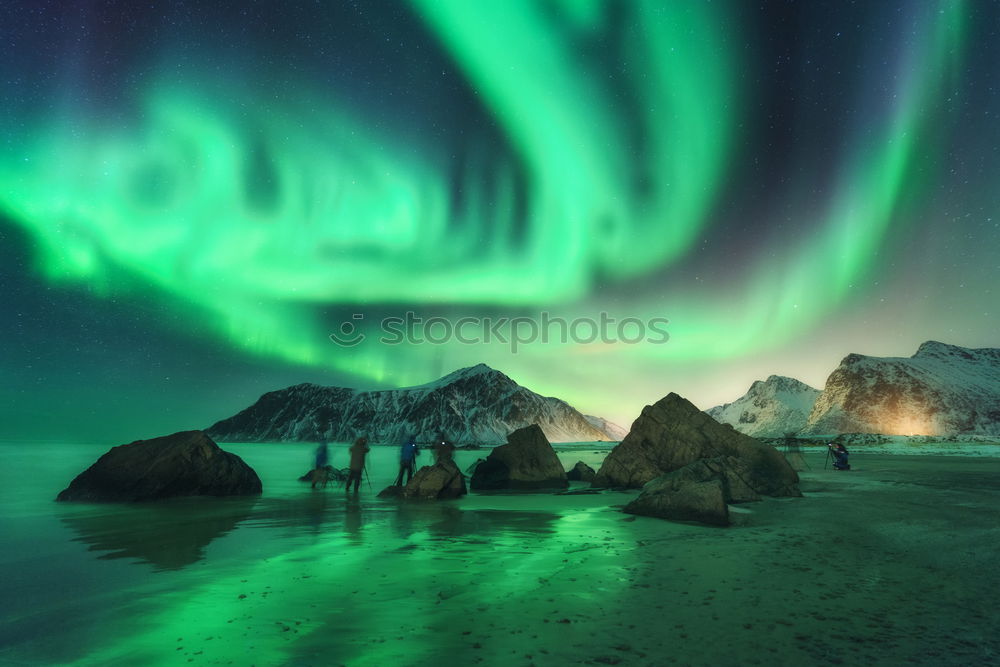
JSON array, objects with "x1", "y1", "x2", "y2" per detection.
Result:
[{"x1": 882, "y1": 413, "x2": 937, "y2": 436}]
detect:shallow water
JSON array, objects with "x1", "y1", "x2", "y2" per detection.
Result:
[
  {"x1": 0, "y1": 442, "x2": 625, "y2": 665},
  {"x1": 3, "y1": 443, "x2": 999, "y2": 666}
]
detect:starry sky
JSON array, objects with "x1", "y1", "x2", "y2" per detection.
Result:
[{"x1": 1, "y1": 0, "x2": 997, "y2": 443}]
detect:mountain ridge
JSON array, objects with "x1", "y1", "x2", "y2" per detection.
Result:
[
  {"x1": 802, "y1": 341, "x2": 1000, "y2": 435},
  {"x1": 206, "y1": 364, "x2": 617, "y2": 444}
]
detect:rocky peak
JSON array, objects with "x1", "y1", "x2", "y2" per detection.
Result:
[
  {"x1": 419, "y1": 363, "x2": 515, "y2": 390},
  {"x1": 750, "y1": 375, "x2": 819, "y2": 395},
  {"x1": 655, "y1": 392, "x2": 702, "y2": 416},
  {"x1": 706, "y1": 376, "x2": 821, "y2": 438},
  {"x1": 914, "y1": 340, "x2": 958, "y2": 358},
  {"x1": 840, "y1": 353, "x2": 867, "y2": 366},
  {"x1": 913, "y1": 340, "x2": 1000, "y2": 363}
]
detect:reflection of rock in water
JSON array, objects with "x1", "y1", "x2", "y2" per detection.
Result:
[
  {"x1": 243, "y1": 494, "x2": 341, "y2": 532},
  {"x1": 60, "y1": 497, "x2": 257, "y2": 570},
  {"x1": 387, "y1": 504, "x2": 558, "y2": 544}
]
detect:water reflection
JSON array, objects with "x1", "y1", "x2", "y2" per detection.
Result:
[
  {"x1": 241, "y1": 492, "x2": 560, "y2": 550},
  {"x1": 385, "y1": 503, "x2": 558, "y2": 551},
  {"x1": 61, "y1": 486, "x2": 568, "y2": 572},
  {"x1": 344, "y1": 498, "x2": 364, "y2": 544},
  {"x1": 247, "y1": 494, "x2": 347, "y2": 531},
  {"x1": 59, "y1": 497, "x2": 257, "y2": 570}
]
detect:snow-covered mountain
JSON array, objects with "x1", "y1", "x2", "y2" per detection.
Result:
[
  {"x1": 706, "y1": 375, "x2": 821, "y2": 437},
  {"x1": 802, "y1": 341, "x2": 1000, "y2": 435},
  {"x1": 206, "y1": 364, "x2": 614, "y2": 445},
  {"x1": 583, "y1": 415, "x2": 628, "y2": 441}
]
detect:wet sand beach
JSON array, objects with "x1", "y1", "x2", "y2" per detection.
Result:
[{"x1": 2, "y1": 445, "x2": 999, "y2": 665}]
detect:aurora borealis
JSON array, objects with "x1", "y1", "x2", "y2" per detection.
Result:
[{"x1": 1, "y1": 0, "x2": 997, "y2": 441}]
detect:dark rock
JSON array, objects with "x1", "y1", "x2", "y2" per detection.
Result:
[
  {"x1": 297, "y1": 466, "x2": 348, "y2": 483},
  {"x1": 566, "y1": 461, "x2": 597, "y2": 482},
  {"x1": 401, "y1": 460, "x2": 467, "y2": 500},
  {"x1": 56, "y1": 430, "x2": 262, "y2": 502},
  {"x1": 377, "y1": 485, "x2": 404, "y2": 499},
  {"x1": 593, "y1": 393, "x2": 800, "y2": 497},
  {"x1": 470, "y1": 424, "x2": 568, "y2": 491},
  {"x1": 624, "y1": 460, "x2": 731, "y2": 526},
  {"x1": 465, "y1": 458, "x2": 485, "y2": 475},
  {"x1": 623, "y1": 453, "x2": 792, "y2": 526},
  {"x1": 706, "y1": 456, "x2": 761, "y2": 503}
]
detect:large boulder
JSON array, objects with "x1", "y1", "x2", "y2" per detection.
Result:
[
  {"x1": 56, "y1": 430, "x2": 262, "y2": 502},
  {"x1": 401, "y1": 460, "x2": 467, "y2": 500},
  {"x1": 566, "y1": 461, "x2": 597, "y2": 483},
  {"x1": 470, "y1": 424, "x2": 568, "y2": 491},
  {"x1": 624, "y1": 459, "x2": 732, "y2": 526},
  {"x1": 593, "y1": 393, "x2": 801, "y2": 497}
]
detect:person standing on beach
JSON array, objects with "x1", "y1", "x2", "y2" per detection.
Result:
[
  {"x1": 394, "y1": 438, "x2": 420, "y2": 487},
  {"x1": 346, "y1": 436, "x2": 370, "y2": 493}
]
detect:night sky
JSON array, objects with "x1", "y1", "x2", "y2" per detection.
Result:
[{"x1": 2, "y1": 0, "x2": 997, "y2": 443}]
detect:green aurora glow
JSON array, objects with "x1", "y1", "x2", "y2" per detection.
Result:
[{"x1": 0, "y1": 0, "x2": 986, "y2": 423}]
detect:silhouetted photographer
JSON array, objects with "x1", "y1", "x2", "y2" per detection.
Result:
[{"x1": 828, "y1": 442, "x2": 851, "y2": 471}]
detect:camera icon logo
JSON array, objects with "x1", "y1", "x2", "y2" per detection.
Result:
[{"x1": 329, "y1": 314, "x2": 366, "y2": 347}]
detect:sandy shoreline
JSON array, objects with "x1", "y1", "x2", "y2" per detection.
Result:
[
  {"x1": 560, "y1": 452, "x2": 1000, "y2": 666},
  {"x1": 4, "y1": 446, "x2": 1000, "y2": 666},
  {"x1": 98, "y1": 452, "x2": 1000, "y2": 665},
  {"x1": 327, "y1": 451, "x2": 1000, "y2": 666}
]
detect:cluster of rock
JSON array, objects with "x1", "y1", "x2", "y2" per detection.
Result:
[
  {"x1": 377, "y1": 459, "x2": 468, "y2": 500},
  {"x1": 56, "y1": 431, "x2": 261, "y2": 502},
  {"x1": 56, "y1": 394, "x2": 802, "y2": 529},
  {"x1": 400, "y1": 460, "x2": 468, "y2": 499},
  {"x1": 378, "y1": 424, "x2": 568, "y2": 500},
  {"x1": 376, "y1": 393, "x2": 799, "y2": 527},
  {"x1": 622, "y1": 457, "x2": 755, "y2": 526},
  {"x1": 594, "y1": 393, "x2": 801, "y2": 525}
]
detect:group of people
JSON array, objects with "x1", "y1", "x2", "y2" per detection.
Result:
[
  {"x1": 310, "y1": 435, "x2": 456, "y2": 492},
  {"x1": 309, "y1": 437, "x2": 370, "y2": 492}
]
